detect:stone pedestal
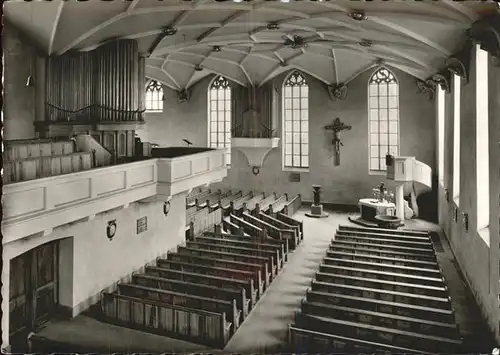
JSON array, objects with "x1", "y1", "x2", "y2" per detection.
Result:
[{"x1": 306, "y1": 185, "x2": 329, "y2": 218}]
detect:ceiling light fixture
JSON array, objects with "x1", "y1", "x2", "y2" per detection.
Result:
[
  {"x1": 194, "y1": 64, "x2": 203, "y2": 71},
  {"x1": 348, "y1": 10, "x2": 367, "y2": 21},
  {"x1": 162, "y1": 27, "x2": 177, "y2": 36},
  {"x1": 213, "y1": 45, "x2": 222, "y2": 52},
  {"x1": 267, "y1": 23, "x2": 280, "y2": 30}
]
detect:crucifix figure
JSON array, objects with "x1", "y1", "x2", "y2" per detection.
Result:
[{"x1": 324, "y1": 117, "x2": 352, "y2": 166}]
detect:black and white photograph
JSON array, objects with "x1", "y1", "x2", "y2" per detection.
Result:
[{"x1": 1, "y1": 0, "x2": 500, "y2": 353}]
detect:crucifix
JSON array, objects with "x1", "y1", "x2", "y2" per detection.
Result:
[{"x1": 324, "y1": 117, "x2": 352, "y2": 166}]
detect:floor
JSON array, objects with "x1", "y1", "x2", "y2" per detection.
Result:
[{"x1": 30, "y1": 208, "x2": 495, "y2": 353}]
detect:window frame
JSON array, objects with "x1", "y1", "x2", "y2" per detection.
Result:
[
  {"x1": 281, "y1": 70, "x2": 310, "y2": 172},
  {"x1": 367, "y1": 66, "x2": 400, "y2": 175},
  {"x1": 145, "y1": 79, "x2": 164, "y2": 113},
  {"x1": 207, "y1": 75, "x2": 232, "y2": 166}
]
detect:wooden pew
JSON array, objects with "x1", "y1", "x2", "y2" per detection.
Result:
[
  {"x1": 186, "y1": 241, "x2": 279, "y2": 277},
  {"x1": 195, "y1": 233, "x2": 285, "y2": 268},
  {"x1": 101, "y1": 292, "x2": 231, "y2": 348},
  {"x1": 229, "y1": 214, "x2": 268, "y2": 239},
  {"x1": 329, "y1": 243, "x2": 437, "y2": 263},
  {"x1": 277, "y1": 213, "x2": 303, "y2": 240},
  {"x1": 322, "y1": 257, "x2": 442, "y2": 278},
  {"x1": 221, "y1": 219, "x2": 250, "y2": 237},
  {"x1": 258, "y1": 212, "x2": 300, "y2": 248},
  {"x1": 242, "y1": 192, "x2": 265, "y2": 213},
  {"x1": 293, "y1": 312, "x2": 461, "y2": 353},
  {"x1": 282, "y1": 194, "x2": 302, "y2": 217},
  {"x1": 289, "y1": 325, "x2": 434, "y2": 354},
  {"x1": 187, "y1": 207, "x2": 223, "y2": 239},
  {"x1": 315, "y1": 271, "x2": 448, "y2": 298},
  {"x1": 336, "y1": 229, "x2": 431, "y2": 243},
  {"x1": 156, "y1": 258, "x2": 263, "y2": 299},
  {"x1": 240, "y1": 212, "x2": 297, "y2": 250},
  {"x1": 331, "y1": 239, "x2": 436, "y2": 259},
  {"x1": 219, "y1": 191, "x2": 244, "y2": 214},
  {"x1": 310, "y1": 279, "x2": 452, "y2": 310},
  {"x1": 319, "y1": 264, "x2": 445, "y2": 288},
  {"x1": 301, "y1": 300, "x2": 460, "y2": 340},
  {"x1": 335, "y1": 231, "x2": 434, "y2": 250},
  {"x1": 117, "y1": 283, "x2": 239, "y2": 333},
  {"x1": 187, "y1": 187, "x2": 211, "y2": 208},
  {"x1": 229, "y1": 192, "x2": 254, "y2": 215},
  {"x1": 167, "y1": 250, "x2": 268, "y2": 293},
  {"x1": 196, "y1": 189, "x2": 227, "y2": 209},
  {"x1": 267, "y1": 193, "x2": 288, "y2": 215},
  {"x1": 132, "y1": 273, "x2": 249, "y2": 320},
  {"x1": 177, "y1": 246, "x2": 272, "y2": 286},
  {"x1": 326, "y1": 249, "x2": 440, "y2": 270},
  {"x1": 335, "y1": 233, "x2": 434, "y2": 251},
  {"x1": 145, "y1": 265, "x2": 257, "y2": 309},
  {"x1": 339, "y1": 225, "x2": 430, "y2": 238},
  {"x1": 305, "y1": 289, "x2": 456, "y2": 326},
  {"x1": 254, "y1": 193, "x2": 277, "y2": 215}
]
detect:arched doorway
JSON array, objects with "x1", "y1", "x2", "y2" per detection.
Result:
[{"x1": 9, "y1": 240, "x2": 59, "y2": 351}]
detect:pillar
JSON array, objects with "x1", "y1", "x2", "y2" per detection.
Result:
[
  {"x1": 35, "y1": 55, "x2": 46, "y2": 124},
  {"x1": 395, "y1": 184, "x2": 405, "y2": 221}
]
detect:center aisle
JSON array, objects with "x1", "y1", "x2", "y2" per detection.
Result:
[{"x1": 222, "y1": 209, "x2": 353, "y2": 353}]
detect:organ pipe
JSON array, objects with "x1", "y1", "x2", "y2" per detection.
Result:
[{"x1": 45, "y1": 39, "x2": 142, "y2": 122}]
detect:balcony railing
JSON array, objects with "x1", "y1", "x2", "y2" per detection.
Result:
[{"x1": 2, "y1": 148, "x2": 227, "y2": 244}]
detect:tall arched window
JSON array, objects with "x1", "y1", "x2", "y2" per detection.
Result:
[
  {"x1": 368, "y1": 67, "x2": 399, "y2": 173},
  {"x1": 145, "y1": 80, "x2": 163, "y2": 112},
  {"x1": 208, "y1": 76, "x2": 232, "y2": 165},
  {"x1": 282, "y1": 71, "x2": 309, "y2": 170}
]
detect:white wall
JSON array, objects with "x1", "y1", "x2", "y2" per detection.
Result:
[{"x1": 2, "y1": 192, "x2": 186, "y2": 346}]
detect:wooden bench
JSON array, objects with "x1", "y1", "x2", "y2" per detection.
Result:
[
  {"x1": 229, "y1": 214, "x2": 268, "y2": 239},
  {"x1": 117, "y1": 283, "x2": 239, "y2": 333},
  {"x1": 186, "y1": 241, "x2": 279, "y2": 278},
  {"x1": 187, "y1": 188, "x2": 211, "y2": 208},
  {"x1": 336, "y1": 229, "x2": 431, "y2": 243},
  {"x1": 132, "y1": 273, "x2": 249, "y2": 320},
  {"x1": 268, "y1": 193, "x2": 288, "y2": 215},
  {"x1": 220, "y1": 191, "x2": 243, "y2": 211},
  {"x1": 240, "y1": 212, "x2": 297, "y2": 249},
  {"x1": 315, "y1": 271, "x2": 449, "y2": 298},
  {"x1": 334, "y1": 233, "x2": 434, "y2": 251},
  {"x1": 323, "y1": 257, "x2": 442, "y2": 278},
  {"x1": 277, "y1": 213, "x2": 303, "y2": 240},
  {"x1": 258, "y1": 212, "x2": 300, "y2": 248},
  {"x1": 288, "y1": 325, "x2": 434, "y2": 354},
  {"x1": 282, "y1": 193, "x2": 302, "y2": 217},
  {"x1": 301, "y1": 300, "x2": 460, "y2": 340},
  {"x1": 242, "y1": 192, "x2": 265, "y2": 213},
  {"x1": 195, "y1": 233, "x2": 286, "y2": 268},
  {"x1": 306, "y1": 289, "x2": 456, "y2": 323},
  {"x1": 329, "y1": 243, "x2": 437, "y2": 262},
  {"x1": 101, "y1": 292, "x2": 231, "y2": 348},
  {"x1": 339, "y1": 225, "x2": 430, "y2": 237},
  {"x1": 326, "y1": 249, "x2": 440, "y2": 270},
  {"x1": 145, "y1": 265, "x2": 257, "y2": 309},
  {"x1": 293, "y1": 312, "x2": 461, "y2": 353},
  {"x1": 169, "y1": 249, "x2": 269, "y2": 291},
  {"x1": 156, "y1": 258, "x2": 263, "y2": 298},
  {"x1": 319, "y1": 264, "x2": 445, "y2": 288},
  {"x1": 310, "y1": 280, "x2": 452, "y2": 310},
  {"x1": 254, "y1": 192, "x2": 277, "y2": 215},
  {"x1": 221, "y1": 219, "x2": 250, "y2": 236},
  {"x1": 229, "y1": 192, "x2": 254, "y2": 215},
  {"x1": 331, "y1": 239, "x2": 436, "y2": 258}
]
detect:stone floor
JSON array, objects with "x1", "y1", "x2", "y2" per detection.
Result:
[{"x1": 30, "y1": 208, "x2": 496, "y2": 353}]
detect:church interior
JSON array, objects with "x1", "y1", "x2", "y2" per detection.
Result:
[{"x1": 2, "y1": 0, "x2": 500, "y2": 353}]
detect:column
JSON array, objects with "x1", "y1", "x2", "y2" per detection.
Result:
[{"x1": 1, "y1": 254, "x2": 10, "y2": 352}]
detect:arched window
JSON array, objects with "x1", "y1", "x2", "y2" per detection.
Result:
[
  {"x1": 282, "y1": 71, "x2": 309, "y2": 170},
  {"x1": 368, "y1": 67, "x2": 399, "y2": 173},
  {"x1": 208, "y1": 76, "x2": 232, "y2": 165},
  {"x1": 145, "y1": 80, "x2": 163, "y2": 112}
]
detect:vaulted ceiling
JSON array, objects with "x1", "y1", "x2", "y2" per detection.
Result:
[{"x1": 5, "y1": 0, "x2": 499, "y2": 90}]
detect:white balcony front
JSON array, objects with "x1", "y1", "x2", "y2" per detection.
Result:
[
  {"x1": 232, "y1": 137, "x2": 280, "y2": 168},
  {"x1": 2, "y1": 148, "x2": 227, "y2": 244}
]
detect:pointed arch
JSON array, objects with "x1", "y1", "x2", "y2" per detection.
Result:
[
  {"x1": 145, "y1": 79, "x2": 164, "y2": 112},
  {"x1": 368, "y1": 66, "x2": 400, "y2": 173},
  {"x1": 207, "y1": 75, "x2": 232, "y2": 165},
  {"x1": 282, "y1": 70, "x2": 309, "y2": 171}
]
